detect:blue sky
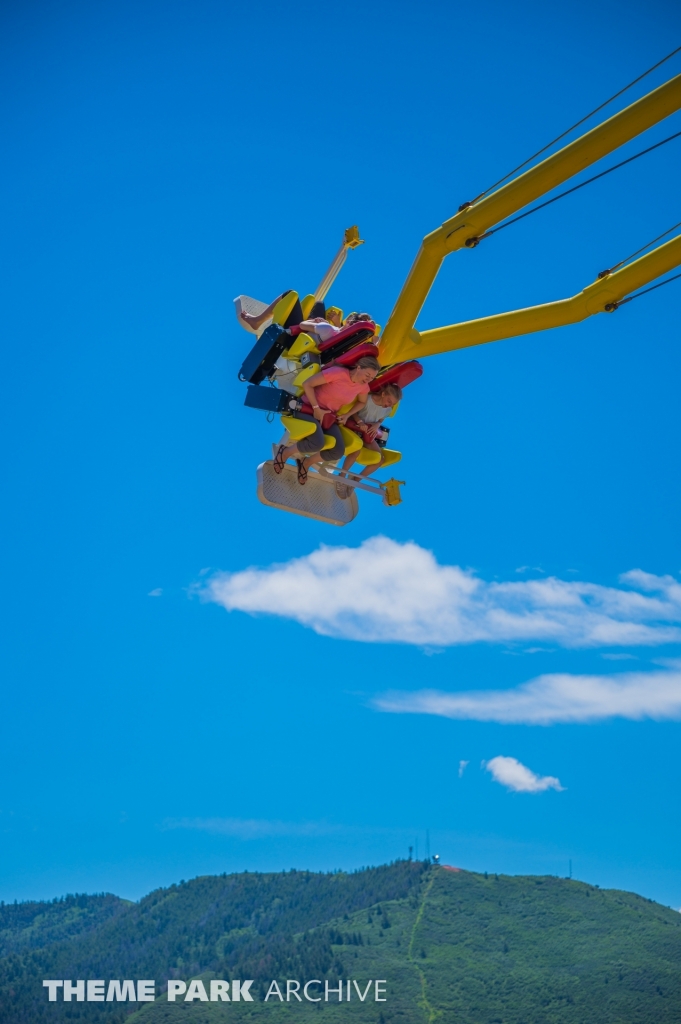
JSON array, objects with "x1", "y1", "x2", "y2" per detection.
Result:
[{"x1": 2, "y1": 0, "x2": 681, "y2": 909}]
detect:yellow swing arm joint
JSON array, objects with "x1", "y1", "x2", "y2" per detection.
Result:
[
  {"x1": 378, "y1": 72, "x2": 681, "y2": 364},
  {"x1": 395, "y1": 233, "x2": 681, "y2": 360}
]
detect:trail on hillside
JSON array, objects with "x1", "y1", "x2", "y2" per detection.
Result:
[{"x1": 408, "y1": 869, "x2": 437, "y2": 1024}]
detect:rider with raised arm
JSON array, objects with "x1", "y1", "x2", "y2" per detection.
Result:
[{"x1": 239, "y1": 297, "x2": 348, "y2": 335}]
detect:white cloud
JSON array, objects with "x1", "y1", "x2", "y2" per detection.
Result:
[
  {"x1": 202, "y1": 536, "x2": 681, "y2": 649},
  {"x1": 458, "y1": 760, "x2": 469, "y2": 777},
  {"x1": 373, "y1": 663, "x2": 681, "y2": 725},
  {"x1": 162, "y1": 817, "x2": 424, "y2": 843},
  {"x1": 163, "y1": 817, "x2": 348, "y2": 840},
  {"x1": 484, "y1": 756, "x2": 564, "y2": 793},
  {"x1": 148, "y1": 588, "x2": 163, "y2": 597}
]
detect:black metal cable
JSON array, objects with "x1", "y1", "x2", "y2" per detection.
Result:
[
  {"x1": 598, "y1": 221, "x2": 681, "y2": 277},
  {"x1": 464, "y1": 129, "x2": 681, "y2": 247},
  {"x1": 459, "y1": 45, "x2": 681, "y2": 210},
  {"x1": 605, "y1": 269, "x2": 681, "y2": 311}
]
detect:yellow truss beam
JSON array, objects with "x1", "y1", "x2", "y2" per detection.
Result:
[
  {"x1": 398, "y1": 233, "x2": 681, "y2": 359},
  {"x1": 379, "y1": 73, "x2": 681, "y2": 365}
]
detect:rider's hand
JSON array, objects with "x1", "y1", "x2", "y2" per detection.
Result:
[{"x1": 313, "y1": 406, "x2": 325, "y2": 422}]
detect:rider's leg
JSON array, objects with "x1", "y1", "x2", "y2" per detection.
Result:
[
  {"x1": 319, "y1": 424, "x2": 345, "y2": 463},
  {"x1": 301, "y1": 423, "x2": 345, "y2": 472},
  {"x1": 278, "y1": 414, "x2": 325, "y2": 463},
  {"x1": 340, "y1": 448, "x2": 360, "y2": 476},
  {"x1": 358, "y1": 441, "x2": 385, "y2": 477}
]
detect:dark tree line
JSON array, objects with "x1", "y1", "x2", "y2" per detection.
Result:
[{"x1": 0, "y1": 861, "x2": 428, "y2": 1023}]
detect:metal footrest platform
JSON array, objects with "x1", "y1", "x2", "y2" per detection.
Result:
[{"x1": 257, "y1": 461, "x2": 359, "y2": 526}]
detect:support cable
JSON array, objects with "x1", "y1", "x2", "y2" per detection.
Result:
[
  {"x1": 598, "y1": 221, "x2": 681, "y2": 277},
  {"x1": 459, "y1": 45, "x2": 681, "y2": 210},
  {"x1": 464, "y1": 130, "x2": 681, "y2": 247},
  {"x1": 605, "y1": 268, "x2": 681, "y2": 311}
]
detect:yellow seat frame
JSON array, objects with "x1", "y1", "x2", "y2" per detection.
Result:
[
  {"x1": 280, "y1": 414, "x2": 336, "y2": 452},
  {"x1": 356, "y1": 447, "x2": 401, "y2": 468}
]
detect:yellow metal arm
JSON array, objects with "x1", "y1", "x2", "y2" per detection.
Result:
[
  {"x1": 314, "y1": 225, "x2": 364, "y2": 302},
  {"x1": 379, "y1": 73, "x2": 681, "y2": 364},
  {"x1": 389, "y1": 233, "x2": 681, "y2": 360}
]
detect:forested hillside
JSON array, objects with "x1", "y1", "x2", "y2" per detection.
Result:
[{"x1": 1, "y1": 862, "x2": 679, "y2": 1024}]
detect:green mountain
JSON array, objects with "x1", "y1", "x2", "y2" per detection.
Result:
[{"x1": 1, "y1": 862, "x2": 680, "y2": 1024}]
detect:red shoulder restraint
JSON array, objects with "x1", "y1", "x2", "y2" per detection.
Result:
[
  {"x1": 331, "y1": 341, "x2": 379, "y2": 366},
  {"x1": 369, "y1": 360, "x2": 423, "y2": 392}
]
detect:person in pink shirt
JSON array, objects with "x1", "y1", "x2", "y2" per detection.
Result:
[{"x1": 273, "y1": 355, "x2": 380, "y2": 484}]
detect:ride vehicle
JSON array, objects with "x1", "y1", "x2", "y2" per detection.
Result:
[
  {"x1": 235, "y1": 61, "x2": 681, "y2": 525},
  {"x1": 235, "y1": 239, "x2": 423, "y2": 524}
]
